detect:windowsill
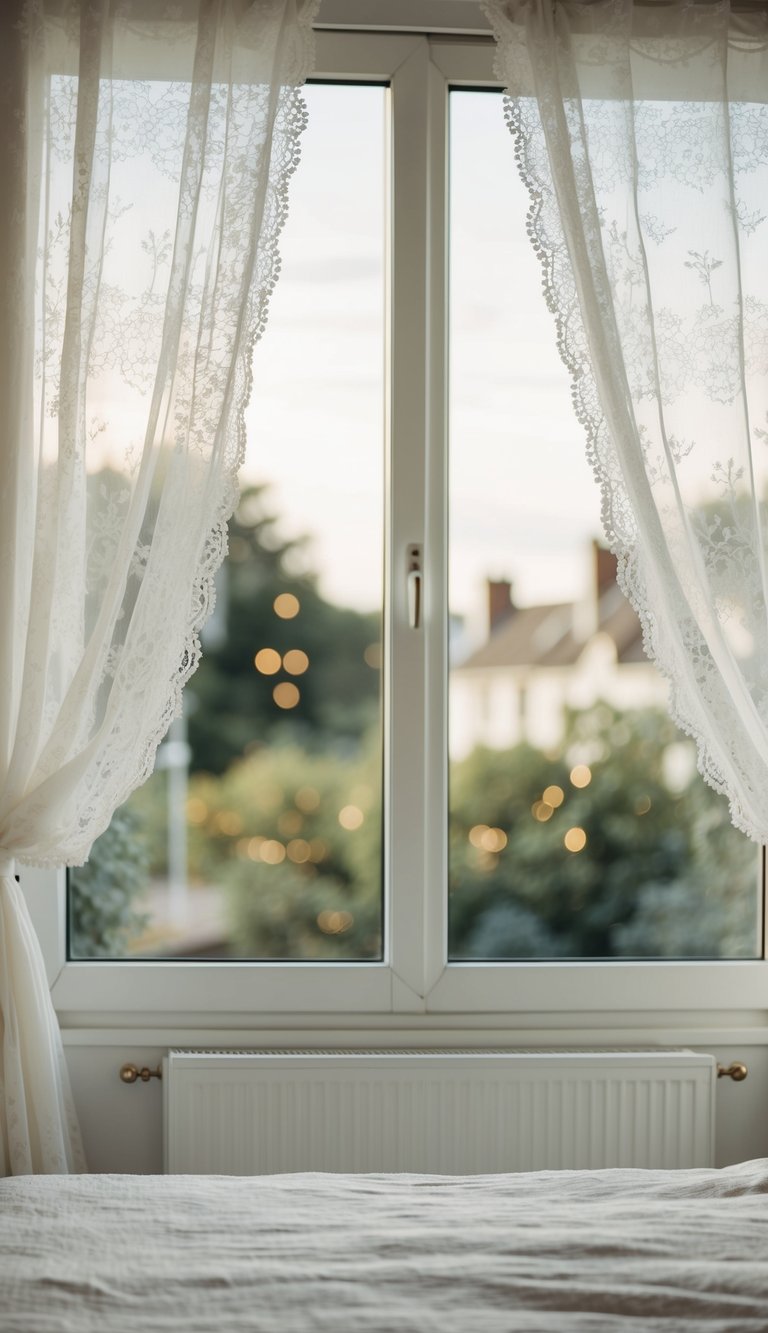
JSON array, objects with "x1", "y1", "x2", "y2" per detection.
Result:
[
  {"x1": 47, "y1": 958, "x2": 768, "y2": 1026},
  {"x1": 24, "y1": 868, "x2": 768, "y2": 1027}
]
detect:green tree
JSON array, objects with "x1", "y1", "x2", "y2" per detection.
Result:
[
  {"x1": 69, "y1": 806, "x2": 150, "y2": 958},
  {"x1": 70, "y1": 480, "x2": 382, "y2": 957},
  {"x1": 613, "y1": 770, "x2": 756, "y2": 957},
  {"x1": 186, "y1": 739, "x2": 382, "y2": 960},
  {"x1": 449, "y1": 704, "x2": 757, "y2": 960},
  {"x1": 188, "y1": 485, "x2": 380, "y2": 774}
]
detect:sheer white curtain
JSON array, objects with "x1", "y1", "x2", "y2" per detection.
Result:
[
  {"x1": 0, "y1": 0, "x2": 316, "y2": 1174},
  {"x1": 485, "y1": 0, "x2": 768, "y2": 841}
]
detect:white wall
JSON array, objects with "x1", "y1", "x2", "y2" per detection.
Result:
[
  {"x1": 450, "y1": 659, "x2": 668, "y2": 760},
  {"x1": 64, "y1": 1030, "x2": 768, "y2": 1174}
]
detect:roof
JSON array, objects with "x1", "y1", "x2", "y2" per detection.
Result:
[{"x1": 458, "y1": 584, "x2": 647, "y2": 672}]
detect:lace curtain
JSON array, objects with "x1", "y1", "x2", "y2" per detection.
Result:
[
  {"x1": 0, "y1": 0, "x2": 316, "y2": 1174},
  {"x1": 485, "y1": 0, "x2": 768, "y2": 841}
]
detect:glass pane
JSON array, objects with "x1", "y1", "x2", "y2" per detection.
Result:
[
  {"x1": 70, "y1": 83, "x2": 386, "y2": 961},
  {"x1": 448, "y1": 90, "x2": 760, "y2": 961}
]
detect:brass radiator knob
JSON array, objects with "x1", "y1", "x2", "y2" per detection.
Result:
[
  {"x1": 717, "y1": 1061, "x2": 748, "y2": 1082},
  {"x1": 119, "y1": 1062, "x2": 163, "y2": 1084}
]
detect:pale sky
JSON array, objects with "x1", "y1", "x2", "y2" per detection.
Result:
[
  {"x1": 242, "y1": 85, "x2": 603, "y2": 625},
  {"x1": 81, "y1": 82, "x2": 603, "y2": 627}
]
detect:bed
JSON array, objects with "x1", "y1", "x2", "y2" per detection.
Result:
[{"x1": 3, "y1": 1162, "x2": 768, "y2": 1331}]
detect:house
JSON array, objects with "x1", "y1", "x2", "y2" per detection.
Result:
[{"x1": 450, "y1": 544, "x2": 668, "y2": 759}]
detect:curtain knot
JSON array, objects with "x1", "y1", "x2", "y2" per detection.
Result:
[{"x1": 0, "y1": 850, "x2": 15, "y2": 878}]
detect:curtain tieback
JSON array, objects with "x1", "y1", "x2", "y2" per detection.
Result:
[{"x1": 0, "y1": 851, "x2": 15, "y2": 877}]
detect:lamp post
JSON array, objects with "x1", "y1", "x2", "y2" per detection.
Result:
[{"x1": 155, "y1": 714, "x2": 191, "y2": 927}]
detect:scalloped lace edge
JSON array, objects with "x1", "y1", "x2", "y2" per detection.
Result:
[{"x1": 484, "y1": 5, "x2": 761, "y2": 844}]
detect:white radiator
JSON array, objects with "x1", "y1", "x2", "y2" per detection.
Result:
[{"x1": 163, "y1": 1049, "x2": 716, "y2": 1175}]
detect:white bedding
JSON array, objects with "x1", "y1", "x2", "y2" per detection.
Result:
[{"x1": 2, "y1": 1162, "x2": 768, "y2": 1331}]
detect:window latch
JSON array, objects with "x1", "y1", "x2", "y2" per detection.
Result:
[{"x1": 407, "y1": 544, "x2": 423, "y2": 630}]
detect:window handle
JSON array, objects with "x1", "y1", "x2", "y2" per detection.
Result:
[{"x1": 407, "y1": 544, "x2": 423, "y2": 629}]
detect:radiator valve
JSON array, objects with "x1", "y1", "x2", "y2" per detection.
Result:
[
  {"x1": 119, "y1": 1062, "x2": 163, "y2": 1084},
  {"x1": 717, "y1": 1061, "x2": 748, "y2": 1082}
]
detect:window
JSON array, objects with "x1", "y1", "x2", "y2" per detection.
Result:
[
  {"x1": 70, "y1": 79, "x2": 387, "y2": 965},
  {"x1": 446, "y1": 88, "x2": 759, "y2": 965},
  {"x1": 27, "y1": 29, "x2": 767, "y2": 1023}
]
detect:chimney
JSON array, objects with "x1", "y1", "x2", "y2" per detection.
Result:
[
  {"x1": 488, "y1": 579, "x2": 515, "y2": 634},
  {"x1": 573, "y1": 542, "x2": 618, "y2": 644},
  {"x1": 594, "y1": 542, "x2": 618, "y2": 597}
]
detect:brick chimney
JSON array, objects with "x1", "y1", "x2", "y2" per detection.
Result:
[
  {"x1": 572, "y1": 543, "x2": 616, "y2": 644},
  {"x1": 594, "y1": 541, "x2": 618, "y2": 597},
  {"x1": 487, "y1": 579, "x2": 515, "y2": 634}
]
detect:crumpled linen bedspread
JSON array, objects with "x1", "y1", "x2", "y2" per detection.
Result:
[{"x1": 2, "y1": 1161, "x2": 768, "y2": 1332}]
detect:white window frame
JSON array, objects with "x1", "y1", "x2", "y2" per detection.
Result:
[{"x1": 23, "y1": 26, "x2": 768, "y2": 1028}]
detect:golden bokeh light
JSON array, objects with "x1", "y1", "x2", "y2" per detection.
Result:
[
  {"x1": 570, "y1": 764, "x2": 592, "y2": 789},
  {"x1": 564, "y1": 826, "x2": 587, "y2": 853},
  {"x1": 287, "y1": 838, "x2": 311, "y2": 864},
  {"x1": 469, "y1": 824, "x2": 507, "y2": 851},
  {"x1": 338, "y1": 804, "x2": 364, "y2": 831},
  {"x1": 295, "y1": 786, "x2": 321, "y2": 813},
  {"x1": 317, "y1": 909, "x2": 354, "y2": 935},
  {"x1": 260, "y1": 839, "x2": 286, "y2": 864},
  {"x1": 364, "y1": 642, "x2": 381, "y2": 669},
  {"x1": 273, "y1": 592, "x2": 300, "y2": 619},
  {"x1": 635, "y1": 795, "x2": 652, "y2": 816},
  {"x1": 186, "y1": 797, "x2": 208, "y2": 825},
  {"x1": 273, "y1": 682, "x2": 300, "y2": 710},
  {"x1": 532, "y1": 801, "x2": 554, "y2": 822},
  {"x1": 254, "y1": 647, "x2": 281, "y2": 675},
  {"x1": 542, "y1": 784, "x2": 565, "y2": 808},
  {"x1": 283, "y1": 649, "x2": 309, "y2": 676},
  {"x1": 480, "y1": 826, "x2": 507, "y2": 853},
  {"x1": 214, "y1": 809, "x2": 243, "y2": 836},
  {"x1": 308, "y1": 837, "x2": 328, "y2": 863},
  {"x1": 246, "y1": 836, "x2": 266, "y2": 861}
]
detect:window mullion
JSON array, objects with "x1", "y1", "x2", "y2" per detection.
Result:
[
  {"x1": 387, "y1": 38, "x2": 432, "y2": 1008},
  {"x1": 422, "y1": 50, "x2": 450, "y2": 1000}
]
